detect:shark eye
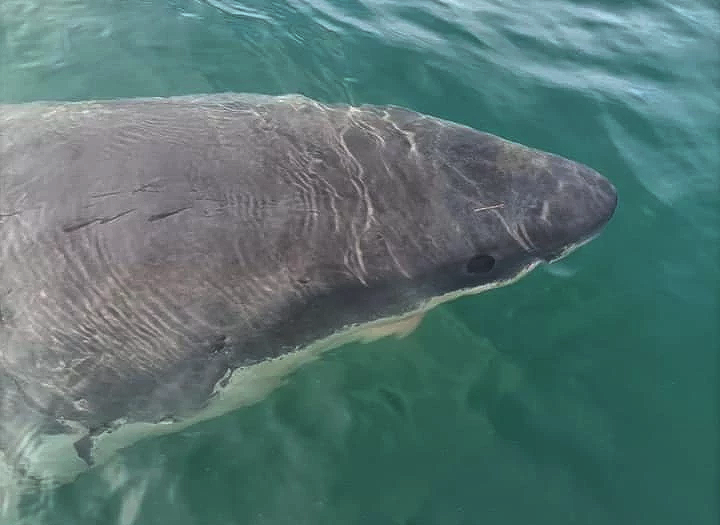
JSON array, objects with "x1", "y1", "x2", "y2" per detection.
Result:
[{"x1": 466, "y1": 254, "x2": 495, "y2": 274}]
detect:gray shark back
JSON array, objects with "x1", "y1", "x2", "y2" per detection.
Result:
[{"x1": 0, "y1": 93, "x2": 616, "y2": 485}]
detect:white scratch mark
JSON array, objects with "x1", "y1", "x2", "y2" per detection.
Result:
[
  {"x1": 517, "y1": 222, "x2": 537, "y2": 251},
  {"x1": 491, "y1": 209, "x2": 533, "y2": 252},
  {"x1": 473, "y1": 203, "x2": 505, "y2": 212},
  {"x1": 541, "y1": 201, "x2": 551, "y2": 223}
]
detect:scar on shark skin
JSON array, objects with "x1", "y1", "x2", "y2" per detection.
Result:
[{"x1": 473, "y1": 203, "x2": 505, "y2": 212}]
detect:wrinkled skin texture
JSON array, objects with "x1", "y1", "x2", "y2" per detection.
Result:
[{"x1": 0, "y1": 93, "x2": 616, "y2": 483}]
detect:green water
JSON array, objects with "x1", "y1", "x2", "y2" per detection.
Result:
[{"x1": 1, "y1": 0, "x2": 717, "y2": 523}]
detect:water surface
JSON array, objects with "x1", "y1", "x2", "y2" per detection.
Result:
[{"x1": 0, "y1": 0, "x2": 717, "y2": 523}]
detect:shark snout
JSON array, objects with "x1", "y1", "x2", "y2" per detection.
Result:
[{"x1": 522, "y1": 155, "x2": 617, "y2": 262}]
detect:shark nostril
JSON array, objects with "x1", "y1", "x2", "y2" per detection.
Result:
[{"x1": 466, "y1": 254, "x2": 495, "y2": 274}]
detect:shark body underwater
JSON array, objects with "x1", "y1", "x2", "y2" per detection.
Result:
[{"x1": 0, "y1": 93, "x2": 617, "y2": 489}]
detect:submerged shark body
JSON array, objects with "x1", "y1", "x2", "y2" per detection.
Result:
[{"x1": 0, "y1": 93, "x2": 617, "y2": 489}]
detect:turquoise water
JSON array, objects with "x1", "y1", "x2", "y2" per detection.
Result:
[{"x1": 1, "y1": 0, "x2": 717, "y2": 523}]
